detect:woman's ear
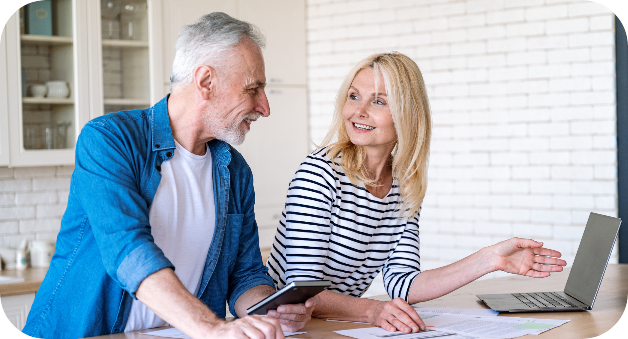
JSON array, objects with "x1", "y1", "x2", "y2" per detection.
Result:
[{"x1": 193, "y1": 65, "x2": 216, "y2": 100}]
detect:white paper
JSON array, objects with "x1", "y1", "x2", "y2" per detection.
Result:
[
  {"x1": 141, "y1": 327, "x2": 305, "y2": 338},
  {"x1": 327, "y1": 308, "x2": 497, "y2": 325},
  {"x1": 420, "y1": 314, "x2": 570, "y2": 339},
  {"x1": 335, "y1": 327, "x2": 489, "y2": 339},
  {"x1": 414, "y1": 308, "x2": 498, "y2": 317}
]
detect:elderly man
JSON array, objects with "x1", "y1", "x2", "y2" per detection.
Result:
[{"x1": 23, "y1": 13, "x2": 313, "y2": 339}]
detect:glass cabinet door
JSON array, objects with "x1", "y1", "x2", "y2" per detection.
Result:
[
  {"x1": 100, "y1": 0, "x2": 150, "y2": 115},
  {"x1": 19, "y1": 0, "x2": 75, "y2": 151}
]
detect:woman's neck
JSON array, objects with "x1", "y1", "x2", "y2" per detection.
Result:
[{"x1": 362, "y1": 144, "x2": 395, "y2": 198}]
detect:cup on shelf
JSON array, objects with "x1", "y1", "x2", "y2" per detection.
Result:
[
  {"x1": 29, "y1": 84, "x2": 48, "y2": 98},
  {"x1": 44, "y1": 126, "x2": 54, "y2": 149},
  {"x1": 24, "y1": 125, "x2": 38, "y2": 149},
  {"x1": 45, "y1": 80, "x2": 70, "y2": 98},
  {"x1": 55, "y1": 121, "x2": 70, "y2": 149}
]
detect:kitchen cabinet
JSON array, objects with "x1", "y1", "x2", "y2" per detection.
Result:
[
  {"x1": 1, "y1": 293, "x2": 35, "y2": 330},
  {"x1": 0, "y1": 0, "x2": 164, "y2": 167},
  {"x1": 0, "y1": 28, "x2": 10, "y2": 166}
]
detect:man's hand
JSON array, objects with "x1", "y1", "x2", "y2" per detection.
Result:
[
  {"x1": 367, "y1": 298, "x2": 426, "y2": 333},
  {"x1": 205, "y1": 316, "x2": 284, "y2": 339},
  {"x1": 490, "y1": 238, "x2": 567, "y2": 278},
  {"x1": 266, "y1": 296, "x2": 318, "y2": 332}
]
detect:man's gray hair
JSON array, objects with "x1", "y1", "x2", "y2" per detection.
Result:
[{"x1": 170, "y1": 12, "x2": 265, "y2": 87}]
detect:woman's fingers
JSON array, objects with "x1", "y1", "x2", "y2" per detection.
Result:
[
  {"x1": 375, "y1": 299, "x2": 423, "y2": 333},
  {"x1": 391, "y1": 298, "x2": 425, "y2": 331}
]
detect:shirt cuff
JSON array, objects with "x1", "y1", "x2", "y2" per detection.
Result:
[{"x1": 117, "y1": 241, "x2": 174, "y2": 299}]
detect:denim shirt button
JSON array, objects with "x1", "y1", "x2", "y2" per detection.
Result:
[
  {"x1": 155, "y1": 144, "x2": 160, "y2": 148},
  {"x1": 155, "y1": 165, "x2": 161, "y2": 172},
  {"x1": 166, "y1": 152, "x2": 172, "y2": 158}
]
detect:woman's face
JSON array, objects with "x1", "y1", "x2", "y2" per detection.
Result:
[{"x1": 342, "y1": 68, "x2": 397, "y2": 151}]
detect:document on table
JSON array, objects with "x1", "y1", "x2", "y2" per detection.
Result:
[
  {"x1": 328, "y1": 308, "x2": 497, "y2": 325},
  {"x1": 335, "y1": 314, "x2": 569, "y2": 339},
  {"x1": 336, "y1": 327, "x2": 490, "y2": 339},
  {"x1": 141, "y1": 327, "x2": 305, "y2": 338},
  {"x1": 420, "y1": 314, "x2": 570, "y2": 338},
  {"x1": 414, "y1": 308, "x2": 498, "y2": 317}
]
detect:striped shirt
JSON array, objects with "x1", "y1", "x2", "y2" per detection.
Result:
[{"x1": 266, "y1": 148, "x2": 421, "y2": 301}]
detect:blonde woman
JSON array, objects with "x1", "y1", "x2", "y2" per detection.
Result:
[{"x1": 265, "y1": 52, "x2": 566, "y2": 333}]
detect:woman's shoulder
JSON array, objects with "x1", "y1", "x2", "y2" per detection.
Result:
[
  {"x1": 300, "y1": 147, "x2": 338, "y2": 170},
  {"x1": 293, "y1": 147, "x2": 344, "y2": 181}
]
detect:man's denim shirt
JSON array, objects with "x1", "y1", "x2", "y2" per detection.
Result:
[{"x1": 22, "y1": 95, "x2": 274, "y2": 339}]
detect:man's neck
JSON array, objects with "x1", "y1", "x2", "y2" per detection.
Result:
[{"x1": 167, "y1": 88, "x2": 214, "y2": 155}]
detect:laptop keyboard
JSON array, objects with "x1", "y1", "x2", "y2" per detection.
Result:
[{"x1": 512, "y1": 292, "x2": 578, "y2": 308}]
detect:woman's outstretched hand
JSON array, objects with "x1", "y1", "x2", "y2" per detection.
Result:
[{"x1": 489, "y1": 238, "x2": 567, "y2": 278}]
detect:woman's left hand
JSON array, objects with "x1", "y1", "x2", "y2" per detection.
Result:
[{"x1": 489, "y1": 238, "x2": 567, "y2": 278}]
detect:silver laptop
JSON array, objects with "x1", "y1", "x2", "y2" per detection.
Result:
[{"x1": 477, "y1": 212, "x2": 621, "y2": 312}]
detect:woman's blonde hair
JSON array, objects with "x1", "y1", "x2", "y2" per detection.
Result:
[{"x1": 321, "y1": 52, "x2": 432, "y2": 219}]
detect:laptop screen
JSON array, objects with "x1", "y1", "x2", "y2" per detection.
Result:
[{"x1": 564, "y1": 212, "x2": 621, "y2": 307}]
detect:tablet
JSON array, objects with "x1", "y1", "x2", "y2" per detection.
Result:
[{"x1": 246, "y1": 280, "x2": 331, "y2": 315}]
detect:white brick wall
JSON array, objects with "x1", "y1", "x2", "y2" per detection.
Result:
[
  {"x1": 0, "y1": 167, "x2": 72, "y2": 248},
  {"x1": 306, "y1": 0, "x2": 618, "y2": 280}
]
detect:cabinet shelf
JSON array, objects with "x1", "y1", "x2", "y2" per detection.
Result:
[
  {"x1": 20, "y1": 35, "x2": 73, "y2": 45},
  {"x1": 22, "y1": 97, "x2": 74, "y2": 105},
  {"x1": 102, "y1": 39, "x2": 149, "y2": 48}
]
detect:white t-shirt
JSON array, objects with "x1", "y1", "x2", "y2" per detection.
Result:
[{"x1": 124, "y1": 140, "x2": 215, "y2": 332}]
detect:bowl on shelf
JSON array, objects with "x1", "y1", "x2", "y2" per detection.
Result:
[
  {"x1": 45, "y1": 81, "x2": 70, "y2": 98},
  {"x1": 28, "y1": 84, "x2": 47, "y2": 98}
]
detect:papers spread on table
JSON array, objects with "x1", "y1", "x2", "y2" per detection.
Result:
[
  {"x1": 414, "y1": 308, "x2": 498, "y2": 317},
  {"x1": 336, "y1": 327, "x2": 488, "y2": 339},
  {"x1": 419, "y1": 313, "x2": 569, "y2": 338},
  {"x1": 335, "y1": 312, "x2": 570, "y2": 339},
  {"x1": 327, "y1": 308, "x2": 497, "y2": 325},
  {"x1": 141, "y1": 327, "x2": 305, "y2": 338}
]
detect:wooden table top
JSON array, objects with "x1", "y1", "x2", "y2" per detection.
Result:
[{"x1": 88, "y1": 264, "x2": 628, "y2": 339}]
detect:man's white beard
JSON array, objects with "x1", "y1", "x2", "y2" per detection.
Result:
[
  {"x1": 204, "y1": 111, "x2": 260, "y2": 146},
  {"x1": 214, "y1": 118, "x2": 247, "y2": 145}
]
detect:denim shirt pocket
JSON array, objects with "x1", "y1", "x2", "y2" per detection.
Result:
[{"x1": 221, "y1": 214, "x2": 244, "y2": 265}]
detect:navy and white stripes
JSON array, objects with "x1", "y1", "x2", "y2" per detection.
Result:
[{"x1": 266, "y1": 148, "x2": 421, "y2": 301}]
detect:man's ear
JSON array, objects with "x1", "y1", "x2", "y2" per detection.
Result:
[{"x1": 193, "y1": 65, "x2": 216, "y2": 100}]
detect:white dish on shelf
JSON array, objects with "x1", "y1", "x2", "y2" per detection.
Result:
[
  {"x1": 46, "y1": 80, "x2": 70, "y2": 98},
  {"x1": 29, "y1": 84, "x2": 48, "y2": 98}
]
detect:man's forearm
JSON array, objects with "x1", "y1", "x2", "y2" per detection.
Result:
[
  {"x1": 233, "y1": 284, "x2": 276, "y2": 317},
  {"x1": 135, "y1": 268, "x2": 221, "y2": 338}
]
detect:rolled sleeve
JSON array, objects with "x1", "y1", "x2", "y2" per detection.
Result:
[{"x1": 117, "y1": 241, "x2": 174, "y2": 298}]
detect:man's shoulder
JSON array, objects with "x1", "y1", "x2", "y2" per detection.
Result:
[
  {"x1": 88, "y1": 109, "x2": 149, "y2": 129},
  {"x1": 82, "y1": 109, "x2": 151, "y2": 144}
]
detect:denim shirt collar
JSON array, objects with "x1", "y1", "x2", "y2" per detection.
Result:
[{"x1": 150, "y1": 95, "x2": 176, "y2": 152}]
